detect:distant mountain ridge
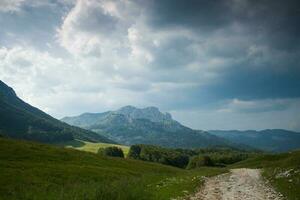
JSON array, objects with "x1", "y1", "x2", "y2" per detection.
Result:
[
  {"x1": 116, "y1": 105, "x2": 173, "y2": 123},
  {"x1": 209, "y1": 129, "x2": 300, "y2": 152},
  {"x1": 62, "y1": 106, "x2": 235, "y2": 148},
  {"x1": 62, "y1": 105, "x2": 175, "y2": 126},
  {"x1": 0, "y1": 80, "x2": 114, "y2": 144}
]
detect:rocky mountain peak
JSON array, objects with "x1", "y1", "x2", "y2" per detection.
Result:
[{"x1": 115, "y1": 105, "x2": 173, "y2": 123}]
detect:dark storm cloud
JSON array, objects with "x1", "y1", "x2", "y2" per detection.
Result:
[
  {"x1": 236, "y1": 0, "x2": 300, "y2": 52},
  {"x1": 139, "y1": 0, "x2": 300, "y2": 53},
  {"x1": 142, "y1": 0, "x2": 231, "y2": 31},
  {"x1": 142, "y1": 0, "x2": 300, "y2": 41},
  {"x1": 133, "y1": 0, "x2": 300, "y2": 102},
  {"x1": 204, "y1": 66, "x2": 300, "y2": 101}
]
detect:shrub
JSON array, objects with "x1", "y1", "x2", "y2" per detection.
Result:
[
  {"x1": 186, "y1": 155, "x2": 214, "y2": 169},
  {"x1": 98, "y1": 146, "x2": 124, "y2": 158}
]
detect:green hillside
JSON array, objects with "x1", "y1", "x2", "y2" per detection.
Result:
[
  {"x1": 233, "y1": 150, "x2": 300, "y2": 200},
  {"x1": 0, "y1": 138, "x2": 226, "y2": 200},
  {"x1": 0, "y1": 80, "x2": 113, "y2": 144}
]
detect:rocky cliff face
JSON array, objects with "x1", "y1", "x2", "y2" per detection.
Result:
[{"x1": 115, "y1": 105, "x2": 173, "y2": 123}]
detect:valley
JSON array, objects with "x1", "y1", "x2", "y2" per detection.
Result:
[
  {"x1": 1, "y1": 0, "x2": 299, "y2": 199},
  {"x1": 0, "y1": 80, "x2": 299, "y2": 200}
]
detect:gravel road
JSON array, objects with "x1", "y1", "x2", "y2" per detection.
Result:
[{"x1": 189, "y1": 168, "x2": 283, "y2": 200}]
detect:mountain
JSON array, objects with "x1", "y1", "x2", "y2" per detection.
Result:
[
  {"x1": 62, "y1": 106, "x2": 234, "y2": 148},
  {"x1": 209, "y1": 129, "x2": 300, "y2": 152},
  {"x1": 0, "y1": 80, "x2": 114, "y2": 144},
  {"x1": 116, "y1": 105, "x2": 173, "y2": 123}
]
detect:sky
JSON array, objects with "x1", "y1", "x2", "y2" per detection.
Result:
[{"x1": 0, "y1": 0, "x2": 300, "y2": 131}]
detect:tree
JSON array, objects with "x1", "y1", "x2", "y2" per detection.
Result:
[
  {"x1": 98, "y1": 146, "x2": 124, "y2": 158},
  {"x1": 186, "y1": 155, "x2": 214, "y2": 169},
  {"x1": 128, "y1": 145, "x2": 142, "y2": 159}
]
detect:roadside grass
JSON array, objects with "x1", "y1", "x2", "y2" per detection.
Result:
[
  {"x1": 150, "y1": 167, "x2": 227, "y2": 200},
  {"x1": 59, "y1": 139, "x2": 130, "y2": 155},
  {"x1": 0, "y1": 138, "x2": 226, "y2": 200},
  {"x1": 232, "y1": 150, "x2": 300, "y2": 200}
]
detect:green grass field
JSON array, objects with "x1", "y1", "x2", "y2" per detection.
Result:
[
  {"x1": 0, "y1": 138, "x2": 226, "y2": 200},
  {"x1": 232, "y1": 150, "x2": 300, "y2": 200},
  {"x1": 61, "y1": 139, "x2": 130, "y2": 155}
]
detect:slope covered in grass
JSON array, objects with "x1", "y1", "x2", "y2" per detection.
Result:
[
  {"x1": 0, "y1": 138, "x2": 226, "y2": 200},
  {"x1": 233, "y1": 150, "x2": 300, "y2": 200}
]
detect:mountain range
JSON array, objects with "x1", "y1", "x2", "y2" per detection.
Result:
[
  {"x1": 62, "y1": 106, "x2": 235, "y2": 148},
  {"x1": 2, "y1": 79, "x2": 300, "y2": 152},
  {"x1": 209, "y1": 129, "x2": 300, "y2": 152},
  {"x1": 0, "y1": 80, "x2": 113, "y2": 144},
  {"x1": 62, "y1": 106, "x2": 300, "y2": 152}
]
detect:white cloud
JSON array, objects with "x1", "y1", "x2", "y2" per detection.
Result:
[
  {"x1": 0, "y1": 0, "x2": 25, "y2": 12},
  {"x1": 57, "y1": 0, "x2": 133, "y2": 56},
  {"x1": 0, "y1": 46, "x2": 157, "y2": 117}
]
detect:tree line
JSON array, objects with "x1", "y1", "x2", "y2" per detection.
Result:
[{"x1": 98, "y1": 144, "x2": 255, "y2": 169}]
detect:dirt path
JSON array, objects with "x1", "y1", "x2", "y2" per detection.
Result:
[{"x1": 190, "y1": 168, "x2": 283, "y2": 200}]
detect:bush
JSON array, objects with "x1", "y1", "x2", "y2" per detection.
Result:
[
  {"x1": 98, "y1": 146, "x2": 124, "y2": 158},
  {"x1": 186, "y1": 155, "x2": 214, "y2": 169}
]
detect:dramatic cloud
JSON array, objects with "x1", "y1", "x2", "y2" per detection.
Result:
[{"x1": 1, "y1": 0, "x2": 300, "y2": 131}]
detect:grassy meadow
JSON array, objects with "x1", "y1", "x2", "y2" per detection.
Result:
[
  {"x1": 60, "y1": 139, "x2": 130, "y2": 155},
  {"x1": 0, "y1": 138, "x2": 226, "y2": 200}
]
